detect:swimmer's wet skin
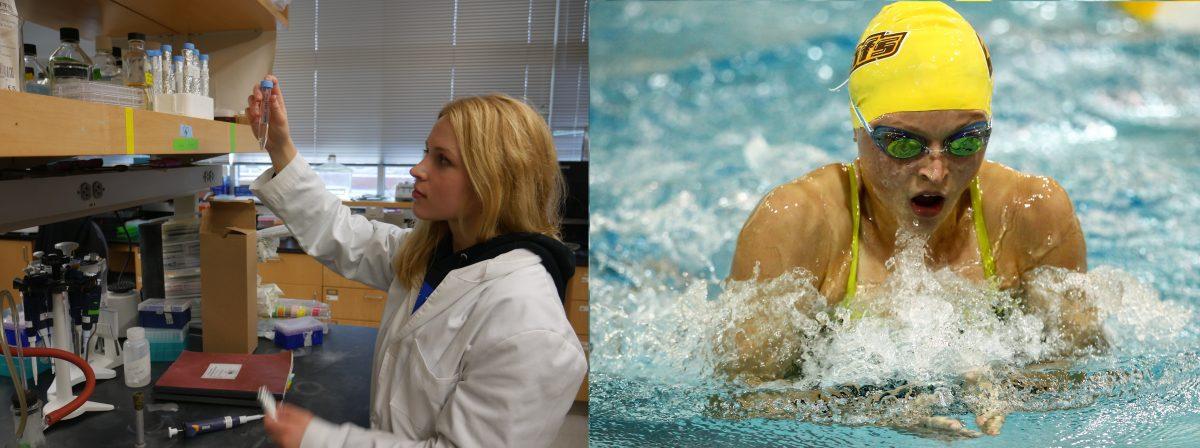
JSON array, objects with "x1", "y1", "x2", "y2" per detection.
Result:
[{"x1": 720, "y1": 1, "x2": 1107, "y2": 437}]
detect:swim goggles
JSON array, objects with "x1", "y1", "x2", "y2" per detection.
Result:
[{"x1": 852, "y1": 103, "x2": 991, "y2": 160}]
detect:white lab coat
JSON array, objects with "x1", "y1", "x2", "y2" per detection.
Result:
[{"x1": 250, "y1": 156, "x2": 587, "y2": 448}]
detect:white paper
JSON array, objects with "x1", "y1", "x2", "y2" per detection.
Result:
[{"x1": 201, "y1": 363, "x2": 242, "y2": 380}]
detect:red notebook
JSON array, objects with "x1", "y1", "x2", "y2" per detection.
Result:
[{"x1": 154, "y1": 350, "x2": 293, "y2": 406}]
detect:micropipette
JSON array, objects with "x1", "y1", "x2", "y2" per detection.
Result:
[
  {"x1": 258, "y1": 79, "x2": 273, "y2": 152},
  {"x1": 169, "y1": 414, "x2": 264, "y2": 438}
]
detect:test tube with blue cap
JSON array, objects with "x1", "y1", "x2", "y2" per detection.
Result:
[{"x1": 259, "y1": 79, "x2": 274, "y2": 151}]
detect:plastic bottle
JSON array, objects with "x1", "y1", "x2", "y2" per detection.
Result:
[
  {"x1": 181, "y1": 42, "x2": 198, "y2": 94},
  {"x1": 0, "y1": 0, "x2": 20, "y2": 92},
  {"x1": 122, "y1": 327, "x2": 151, "y2": 387},
  {"x1": 48, "y1": 27, "x2": 92, "y2": 91},
  {"x1": 159, "y1": 44, "x2": 172, "y2": 94},
  {"x1": 170, "y1": 56, "x2": 183, "y2": 95},
  {"x1": 22, "y1": 44, "x2": 48, "y2": 95},
  {"x1": 314, "y1": 154, "x2": 354, "y2": 200},
  {"x1": 123, "y1": 33, "x2": 149, "y2": 88},
  {"x1": 199, "y1": 54, "x2": 209, "y2": 97},
  {"x1": 9, "y1": 390, "x2": 46, "y2": 447},
  {"x1": 91, "y1": 36, "x2": 120, "y2": 84},
  {"x1": 146, "y1": 49, "x2": 161, "y2": 107}
]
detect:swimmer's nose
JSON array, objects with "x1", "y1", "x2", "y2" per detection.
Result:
[{"x1": 917, "y1": 149, "x2": 949, "y2": 184}]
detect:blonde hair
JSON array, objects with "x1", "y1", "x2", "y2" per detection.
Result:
[{"x1": 394, "y1": 93, "x2": 565, "y2": 289}]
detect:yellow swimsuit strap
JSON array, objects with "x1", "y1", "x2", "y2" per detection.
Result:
[{"x1": 840, "y1": 162, "x2": 995, "y2": 313}]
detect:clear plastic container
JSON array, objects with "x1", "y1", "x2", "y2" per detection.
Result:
[
  {"x1": 314, "y1": 154, "x2": 353, "y2": 200},
  {"x1": 51, "y1": 79, "x2": 146, "y2": 108},
  {"x1": 122, "y1": 327, "x2": 151, "y2": 387},
  {"x1": 137, "y1": 298, "x2": 192, "y2": 329},
  {"x1": 269, "y1": 298, "x2": 330, "y2": 319},
  {"x1": 48, "y1": 27, "x2": 92, "y2": 90},
  {"x1": 199, "y1": 54, "x2": 209, "y2": 97},
  {"x1": 143, "y1": 326, "x2": 186, "y2": 361},
  {"x1": 162, "y1": 219, "x2": 200, "y2": 242},
  {"x1": 146, "y1": 49, "x2": 161, "y2": 103}
]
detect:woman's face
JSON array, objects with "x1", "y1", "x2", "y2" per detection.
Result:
[
  {"x1": 411, "y1": 117, "x2": 477, "y2": 222},
  {"x1": 855, "y1": 109, "x2": 989, "y2": 229}
]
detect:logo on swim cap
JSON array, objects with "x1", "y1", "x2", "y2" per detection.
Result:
[{"x1": 851, "y1": 31, "x2": 908, "y2": 73}]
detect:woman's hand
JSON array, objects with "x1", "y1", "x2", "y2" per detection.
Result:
[
  {"x1": 245, "y1": 74, "x2": 297, "y2": 171},
  {"x1": 263, "y1": 403, "x2": 315, "y2": 448}
]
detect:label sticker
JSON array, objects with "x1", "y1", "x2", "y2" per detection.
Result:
[
  {"x1": 180, "y1": 124, "x2": 193, "y2": 138},
  {"x1": 173, "y1": 138, "x2": 200, "y2": 151},
  {"x1": 202, "y1": 363, "x2": 243, "y2": 380}
]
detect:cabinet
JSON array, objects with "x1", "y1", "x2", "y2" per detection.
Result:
[
  {"x1": 0, "y1": 240, "x2": 33, "y2": 304},
  {"x1": 254, "y1": 253, "x2": 388, "y2": 327}
]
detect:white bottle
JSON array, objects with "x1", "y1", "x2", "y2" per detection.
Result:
[
  {"x1": 0, "y1": 0, "x2": 20, "y2": 92},
  {"x1": 122, "y1": 327, "x2": 151, "y2": 387}
]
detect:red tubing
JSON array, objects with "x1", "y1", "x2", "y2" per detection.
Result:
[{"x1": 8, "y1": 347, "x2": 96, "y2": 426}]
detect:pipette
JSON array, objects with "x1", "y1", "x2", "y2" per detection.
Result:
[
  {"x1": 169, "y1": 414, "x2": 264, "y2": 438},
  {"x1": 258, "y1": 79, "x2": 273, "y2": 151}
]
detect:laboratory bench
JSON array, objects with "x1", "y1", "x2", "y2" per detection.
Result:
[
  {"x1": 0, "y1": 230, "x2": 591, "y2": 401},
  {"x1": 0, "y1": 324, "x2": 373, "y2": 447}
]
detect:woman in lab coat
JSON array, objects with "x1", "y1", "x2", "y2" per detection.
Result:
[{"x1": 246, "y1": 76, "x2": 587, "y2": 447}]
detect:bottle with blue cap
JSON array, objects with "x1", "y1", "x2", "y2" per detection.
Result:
[
  {"x1": 259, "y1": 79, "x2": 273, "y2": 151},
  {"x1": 182, "y1": 42, "x2": 198, "y2": 94},
  {"x1": 159, "y1": 44, "x2": 173, "y2": 94}
]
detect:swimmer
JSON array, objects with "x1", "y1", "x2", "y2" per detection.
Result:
[{"x1": 722, "y1": 1, "x2": 1107, "y2": 436}]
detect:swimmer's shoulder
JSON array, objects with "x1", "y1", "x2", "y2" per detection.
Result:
[
  {"x1": 730, "y1": 164, "x2": 849, "y2": 282},
  {"x1": 979, "y1": 161, "x2": 1085, "y2": 272}
]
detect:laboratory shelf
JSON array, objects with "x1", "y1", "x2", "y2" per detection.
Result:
[
  {"x1": 15, "y1": 0, "x2": 287, "y2": 38},
  {"x1": 0, "y1": 164, "x2": 222, "y2": 233},
  {"x1": 0, "y1": 90, "x2": 262, "y2": 160}
]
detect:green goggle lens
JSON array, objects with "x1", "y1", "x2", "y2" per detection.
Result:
[
  {"x1": 885, "y1": 138, "x2": 924, "y2": 159},
  {"x1": 947, "y1": 136, "x2": 983, "y2": 156}
]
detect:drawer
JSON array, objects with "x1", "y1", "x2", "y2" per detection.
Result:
[
  {"x1": 566, "y1": 266, "x2": 588, "y2": 303},
  {"x1": 323, "y1": 267, "x2": 375, "y2": 289},
  {"x1": 323, "y1": 287, "x2": 386, "y2": 322},
  {"x1": 332, "y1": 318, "x2": 380, "y2": 328},
  {"x1": 575, "y1": 334, "x2": 589, "y2": 402},
  {"x1": 259, "y1": 253, "x2": 324, "y2": 286},
  {"x1": 274, "y1": 283, "x2": 323, "y2": 302},
  {"x1": 566, "y1": 295, "x2": 588, "y2": 336}
]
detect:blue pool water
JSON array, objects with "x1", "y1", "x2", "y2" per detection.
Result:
[{"x1": 589, "y1": 2, "x2": 1200, "y2": 446}]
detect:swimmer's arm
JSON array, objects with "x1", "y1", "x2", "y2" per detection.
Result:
[
  {"x1": 1017, "y1": 179, "x2": 1107, "y2": 352},
  {"x1": 720, "y1": 181, "x2": 833, "y2": 382}
]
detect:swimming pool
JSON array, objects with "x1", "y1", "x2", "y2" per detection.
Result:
[{"x1": 589, "y1": 2, "x2": 1200, "y2": 446}]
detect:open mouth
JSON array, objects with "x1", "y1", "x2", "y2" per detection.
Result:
[{"x1": 910, "y1": 194, "x2": 945, "y2": 217}]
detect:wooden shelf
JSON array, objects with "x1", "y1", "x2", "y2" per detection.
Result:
[
  {"x1": 342, "y1": 200, "x2": 413, "y2": 209},
  {"x1": 0, "y1": 90, "x2": 262, "y2": 159},
  {"x1": 15, "y1": 0, "x2": 288, "y2": 38}
]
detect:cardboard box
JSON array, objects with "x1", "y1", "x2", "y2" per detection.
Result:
[{"x1": 200, "y1": 200, "x2": 258, "y2": 353}]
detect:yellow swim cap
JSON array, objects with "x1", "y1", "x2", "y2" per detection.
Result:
[{"x1": 848, "y1": 1, "x2": 993, "y2": 128}]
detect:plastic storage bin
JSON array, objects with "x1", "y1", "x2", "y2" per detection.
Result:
[
  {"x1": 138, "y1": 298, "x2": 192, "y2": 329},
  {"x1": 144, "y1": 326, "x2": 186, "y2": 361},
  {"x1": 273, "y1": 317, "x2": 325, "y2": 349}
]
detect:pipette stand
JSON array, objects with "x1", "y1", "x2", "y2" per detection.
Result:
[
  {"x1": 44, "y1": 293, "x2": 112, "y2": 422},
  {"x1": 87, "y1": 308, "x2": 123, "y2": 370}
]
